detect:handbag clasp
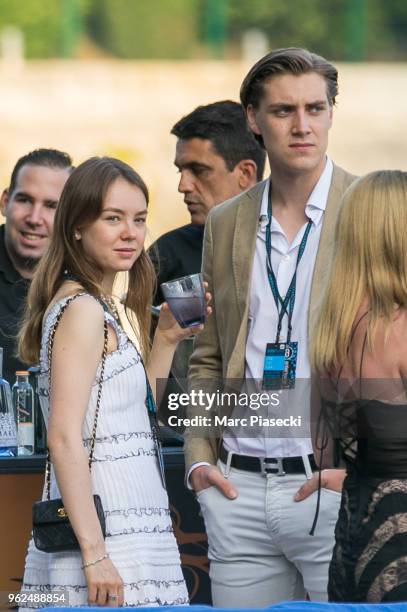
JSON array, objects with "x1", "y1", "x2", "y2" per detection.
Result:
[{"x1": 57, "y1": 507, "x2": 68, "y2": 518}]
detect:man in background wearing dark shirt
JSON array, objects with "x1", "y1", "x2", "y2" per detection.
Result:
[
  {"x1": 149, "y1": 100, "x2": 266, "y2": 304},
  {"x1": 0, "y1": 148, "x2": 73, "y2": 383}
]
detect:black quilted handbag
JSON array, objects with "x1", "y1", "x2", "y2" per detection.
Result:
[
  {"x1": 32, "y1": 494, "x2": 106, "y2": 552},
  {"x1": 32, "y1": 295, "x2": 108, "y2": 553}
]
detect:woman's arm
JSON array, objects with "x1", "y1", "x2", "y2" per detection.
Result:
[
  {"x1": 146, "y1": 298, "x2": 211, "y2": 402},
  {"x1": 146, "y1": 304, "x2": 184, "y2": 394},
  {"x1": 47, "y1": 297, "x2": 123, "y2": 605}
]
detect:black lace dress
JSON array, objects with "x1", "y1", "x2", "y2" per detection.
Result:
[
  {"x1": 320, "y1": 391, "x2": 407, "y2": 602},
  {"x1": 313, "y1": 309, "x2": 407, "y2": 602}
]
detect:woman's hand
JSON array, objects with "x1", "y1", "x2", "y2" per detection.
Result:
[
  {"x1": 155, "y1": 287, "x2": 212, "y2": 346},
  {"x1": 147, "y1": 285, "x2": 212, "y2": 400},
  {"x1": 85, "y1": 555, "x2": 124, "y2": 607}
]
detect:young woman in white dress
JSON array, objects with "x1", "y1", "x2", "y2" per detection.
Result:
[{"x1": 18, "y1": 157, "x2": 209, "y2": 608}]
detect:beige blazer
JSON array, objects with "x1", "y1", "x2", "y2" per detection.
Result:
[{"x1": 184, "y1": 164, "x2": 356, "y2": 472}]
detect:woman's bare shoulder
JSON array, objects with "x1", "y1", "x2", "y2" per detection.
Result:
[
  {"x1": 46, "y1": 282, "x2": 97, "y2": 316},
  {"x1": 47, "y1": 281, "x2": 85, "y2": 308},
  {"x1": 45, "y1": 283, "x2": 104, "y2": 338}
]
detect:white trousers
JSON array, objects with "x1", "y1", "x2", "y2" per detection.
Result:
[{"x1": 197, "y1": 460, "x2": 341, "y2": 608}]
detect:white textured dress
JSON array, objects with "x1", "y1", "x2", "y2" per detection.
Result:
[{"x1": 20, "y1": 295, "x2": 189, "y2": 608}]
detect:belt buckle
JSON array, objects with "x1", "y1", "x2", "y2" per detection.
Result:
[{"x1": 261, "y1": 457, "x2": 286, "y2": 477}]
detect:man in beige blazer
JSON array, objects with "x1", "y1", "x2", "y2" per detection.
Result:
[{"x1": 184, "y1": 48, "x2": 356, "y2": 606}]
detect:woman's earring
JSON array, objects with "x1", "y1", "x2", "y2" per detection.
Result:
[{"x1": 74, "y1": 231, "x2": 81, "y2": 240}]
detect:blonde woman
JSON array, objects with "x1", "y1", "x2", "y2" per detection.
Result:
[
  {"x1": 18, "y1": 157, "x2": 208, "y2": 608},
  {"x1": 310, "y1": 170, "x2": 407, "y2": 602}
]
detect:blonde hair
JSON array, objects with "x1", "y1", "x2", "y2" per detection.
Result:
[
  {"x1": 19, "y1": 157, "x2": 155, "y2": 364},
  {"x1": 311, "y1": 170, "x2": 407, "y2": 373}
]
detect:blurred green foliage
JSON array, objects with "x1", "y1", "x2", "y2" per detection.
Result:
[
  {"x1": 0, "y1": 0, "x2": 406, "y2": 60},
  {"x1": 0, "y1": 0, "x2": 90, "y2": 57},
  {"x1": 87, "y1": 0, "x2": 199, "y2": 59},
  {"x1": 227, "y1": 0, "x2": 407, "y2": 60},
  {"x1": 228, "y1": 0, "x2": 346, "y2": 57}
]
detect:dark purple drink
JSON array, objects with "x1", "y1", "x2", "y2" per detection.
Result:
[{"x1": 165, "y1": 295, "x2": 205, "y2": 328}]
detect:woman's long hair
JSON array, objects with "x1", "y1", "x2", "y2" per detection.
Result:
[
  {"x1": 19, "y1": 157, "x2": 155, "y2": 364},
  {"x1": 311, "y1": 170, "x2": 407, "y2": 373}
]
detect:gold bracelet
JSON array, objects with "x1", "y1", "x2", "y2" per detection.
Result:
[{"x1": 81, "y1": 552, "x2": 109, "y2": 569}]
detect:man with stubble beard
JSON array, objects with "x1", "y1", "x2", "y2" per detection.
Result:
[{"x1": 0, "y1": 148, "x2": 72, "y2": 382}]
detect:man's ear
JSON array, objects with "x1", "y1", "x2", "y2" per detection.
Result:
[
  {"x1": 0, "y1": 189, "x2": 9, "y2": 217},
  {"x1": 234, "y1": 160, "x2": 258, "y2": 190},
  {"x1": 246, "y1": 104, "x2": 262, "y2": 136}
]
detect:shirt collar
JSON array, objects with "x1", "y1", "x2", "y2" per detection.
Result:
[{"x1": 259, "y1": 156, "x2": 334, "y2": 229}]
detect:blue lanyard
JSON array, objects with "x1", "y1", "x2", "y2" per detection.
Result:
[{"x1": 265, "y1": 186, "x2": 312, "y2": 343}]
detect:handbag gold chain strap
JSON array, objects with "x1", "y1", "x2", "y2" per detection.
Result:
[{"x1": 45, "y1": 293, "x2": 108, "y2": 501}]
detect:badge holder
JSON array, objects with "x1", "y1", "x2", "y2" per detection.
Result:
[{"x1": 262, "y1": 341, "x2": 298, "y2": 390}]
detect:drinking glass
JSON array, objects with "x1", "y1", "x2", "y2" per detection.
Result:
[{"x1": 160, "y1": 273, "x2": 205, "y2": 328}]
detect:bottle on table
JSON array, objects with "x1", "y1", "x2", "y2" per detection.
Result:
[
  {"x1": 13, "y1": 371, "x2": 35, "y2": 456},
  {"x1": 28, "y1": 366, "x2": 47, "y2": 453},
  {"x1": 0, "y1": 347, "x2": 17, "y2": 457}
]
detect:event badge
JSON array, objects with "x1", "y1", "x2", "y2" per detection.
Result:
[{"x1": 262, "y1": 341, "x2": 298, "y2": 390}]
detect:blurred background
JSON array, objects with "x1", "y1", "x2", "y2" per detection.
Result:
[{"x1": 0, "y1": 0, "x2": 406, "y2": 240}]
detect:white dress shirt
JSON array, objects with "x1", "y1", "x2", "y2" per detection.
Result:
[{"x1": 223, "y1": 157, "x2": 333, "y2": 458}]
